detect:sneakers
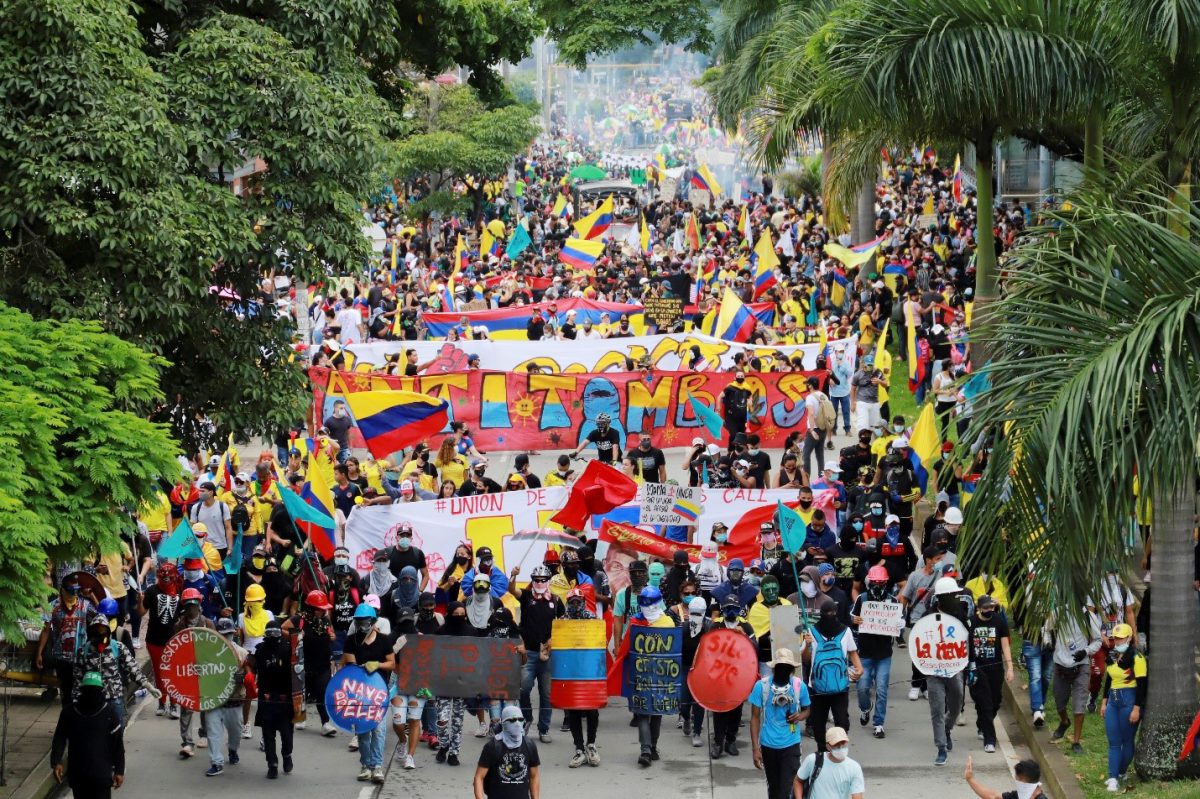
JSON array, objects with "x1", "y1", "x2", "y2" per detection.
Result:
[
  {"x1": 983, "y1": 744, "x2": 996, "y2": 754},
  {"x1": 197, "y1": 737, "x2": 208, "y2": 749},
  {"x1": 403, "y1": 754, "x2": 415, "y2": 770},
  {"x1": 371, "y1": 767, "x2": 385, "y2": 783},
  {"x1": 978, "y1": 730, "x2": 985, "y2": 740},
  {"x1": 179, "y1": 744, "x2": 194, "y2": 759},
  {"x1": 322, "y1": 722, "x2": 338, "y2": 737},
  {"x1": 1105, "y1": 778, "x2": 1120, "y2": 793},
  {"x1": 539, "y1": 731, "x2": 552, "y2": 744},
  {"x1": 586, "y1": 744, "x2": 600, "y2": 767},
  {"x1": 561, "y1": 718, "x2": 570, "y2": 733},
  {"x1": 229, "y1": 750, "x2": 240, "y2": 765},
  {"x1": 1087, "y1": 696, "x2": 1098, "y2": 713},
  {"x1": 946, "y1": 733, "x2": 953, "y2": 752},
  {"x1": 156, "y1": 705, "x2": 167, "y2": 717},
  {"x1": 267, "y1": 765, "x2": 278, "y2": 779},
  {"x1": 710, "y1": 743, "x2": 722, "y2": 760},
  {"x1": 872, "y1": 726, "x2": 885, "y2": 739},
  {"x1": 682, "y1": 719, "x2": 691, "y2": 736},
  {"x1": 1071, "y1": 743, "x2": 1083, "y2": 755},
  {"x1": 637, "y1": 753, "x2": 651, "y2": 767},
  {"x1": 1033, "y1": 710, "x2": 1046, "y2": 728},
  {"x1": 436, "y1": 748, "x2": 448, "y2": 764},
  {"x1": 650, "y1": 748, "x2": 660, "y2": 761},
  {"x1": 570, "y1": 749, "x2": 588, "y2": 768},
  {"x1": 934, "y1": 748, "x2": 948, "y2": 766},
  {"x1": 447, "y1": 754, "x2": 460, "y2": 767},
  {"x1": 1051, "y1": 722, "x2": 1069, "y2": 742},
  {"x1": 427, "y1": 734, "x2": 440, "y2": 750},
  {"x1": 676, "y1": 716, "x2": 684, "y2": 729},
  {"x1": 242, "y1": 724, "x2": 252, "y2": 739},
  {"x1": 283, "y1": 756, "x2": 293, "y2": 774},
  {"x1": 132, "y1": 636, "x2": 141, "y2": 649},
  {"x1": 357, "y1": 766, "x2": 372, "y2": 781},
  {"x1": 724, "y1": 740, "x2": 739, "y2": 757},
  {"x1": 475, "y1": 721, "x2": 489, "y2": 738},
  {"x1": 908, "y1": 687, "x2": 920, "y2": 701},
  {"x1": 295, "y1": 720, "x2": 307, "y2": 730},
  {"x1": 956, "y1": 715, "x2": 966, "y2": 726},
  {"x1": 691, "y1": 733, "x2": 703, "y2": 748},
  {"x1": 859, "y1": 710, "x2": 870, "y2": 726},
  {"x1": 169, "y1": 705, "x2": 180, "y2": 720},
  {"x1": 349, "y1": 737, "x2": 359, "y2": 752},
  {"x1": 206, "y1": 764, "x2": 224, "y2": 777}
]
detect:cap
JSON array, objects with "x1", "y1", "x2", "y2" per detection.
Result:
[
  {"x1": 942, "y1": 440, "x2": 955, "y2": 453},
  {"x1": 476, "y1": 547, "x2": 494, "y2": 560},
  {"x1": 692, "y1": 436, "x2": 705, "y2": 447},
  {"x1": 884, "y1": 513, "x2": 900, "y2": 525},
  {"x1": 769, "y1": 648, "x2": 800, "y2": 668},
  {"x1": 199, "y1": 481, "x2": 217, "y2": 492},
  {"x1": 893, "y1": 436, "x2": 909, "y2": 449},
  {"x1": 825, "y1": 726, "x2": 849, "y2": 746},
  {"x1": 216, "y1": 617, "x2": 237, "y2": 635},
  {"x1": 1111, "y1": 623, "x2": 1134, "y2": 639},
  {"x1": 234, "y1": 472, "x2": 250, "y2": 483},
  {"x1": 80, "y1": 671, "x2": 104, "y2": 689},
  {"x1": 749, "y1": 558, "x2": 765, "y2": 572}
]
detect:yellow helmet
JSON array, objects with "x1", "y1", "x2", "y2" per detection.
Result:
[
  {"x1": 1111, "y1": 623, "x2": 1133, "y2": 640},
  {"x1": 244, "y1": 584, "x2": 266, "y2": 603}
]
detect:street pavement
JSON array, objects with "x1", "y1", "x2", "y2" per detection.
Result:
[{"x1": 107, "y1": 643, "x2": 1029, "y2": 799}]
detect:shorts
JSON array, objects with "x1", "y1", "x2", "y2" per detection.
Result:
[
  {"x1": 1052, "y1": 663, "x2": 1089, "y2": 715},
  {"x1": 391, "y1": 694, "x2": 427, "y2": 724}
]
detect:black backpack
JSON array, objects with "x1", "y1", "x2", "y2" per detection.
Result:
[
  {"x1": 230, "y1": 494, "x2": 252, "y2": 532},
  {"x1": 802, "y1": 752, "x2": 825, "y2": 797}
]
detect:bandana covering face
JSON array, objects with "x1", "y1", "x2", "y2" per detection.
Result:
[
  {"x1": 499, "y1": 717, "x2": 525, "y2": 748},
  {"x1": 687, "y1": 597, "x2": 707, "y2": 635}
]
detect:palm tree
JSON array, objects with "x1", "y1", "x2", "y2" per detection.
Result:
[{"x1": 961, "y1": 173, "x2": 1200, "y2": 780}]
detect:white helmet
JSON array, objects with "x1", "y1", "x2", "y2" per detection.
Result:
[
  {"x1": 944, "y1": 507, "x2": 964, "y2": 525},
  {"x1": 934, "y1": 576, "x2": 961, "y2": 596}
]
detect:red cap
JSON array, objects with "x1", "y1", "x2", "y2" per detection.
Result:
[{"x1": 941, "y1": 441, "x2": 954, "y2": 452}]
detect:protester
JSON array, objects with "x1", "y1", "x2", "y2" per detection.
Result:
[
  {"x1": 1099, "y1": 623, "x2": 1146, "y2": 791},
  {"x1": 794, "y1": 726, "x2": 865, "y2": 799},
  {"x1": 750, "y1": 647, "x2": 811, "y2": 799},
  {"x1": 51, "y1": 671, "x2": 125, "y2": 798}
]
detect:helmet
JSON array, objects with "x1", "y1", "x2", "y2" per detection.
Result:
[
  {"x1": 305, "y1": 590, "x2": 333, "y2": 610},
  {"x1": 98, "y1": 598, "x2": 120, "y2": 617},
  {"x1": 934, "y1": 576, "x2": 961, "y2": 596},
  {"x1": 530, "y1": 564, "x2": 552, "y2": 581},
  {"x1": 182, "y1": 588, "x2": 203, "y2": 604},
  {"x1": 866, "y1": 565, "x2": 889, "y2": 583},
  {"x1": 542, "y1": 549, "x2": 560, "y2": 564},
  {"x1": 244, "y1": 584, "x2": 266, "y2": 603},
  {"x1": 637, "y1": 586, "x2": 663, "y2": 607},
  {"x1": 944, "y1": 507, "x2": 964, "y2": 525},
  {"x1": 353, "y1": 603, "x2": 378, "y2": 620},
  {"x1": 597, "y1": 412, "x2": 611, "y2": 427},
  {"x1": 560, "y1": 549, "x2": 579, "y2": 565}
]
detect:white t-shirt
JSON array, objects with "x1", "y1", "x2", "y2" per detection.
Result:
[
  {"x1": 797, "y1": 753, "x2": 865, "y2": 799},
  {"x1": 190, "y1": 500, "x2": 230, "y2": 550},
  {"x1": 335, "y1": 307, "x2": 361, "y2": 344}
]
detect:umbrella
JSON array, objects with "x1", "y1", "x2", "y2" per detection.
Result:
[
  {"x1": 486, "y1": 219, "x2": 506, "y2": 238},
  {"x1": 569, "y1": 164, "x2": 607, "y2": 181},
  {"x1": 509, "y1": 528, "x2": 585, "y2": 548}
]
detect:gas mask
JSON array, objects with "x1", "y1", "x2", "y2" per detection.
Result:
[
  {"x1": 354, "y1": 619, "x2": 374, "y2": 635},
  {"x1": 868, "y1": 582, "x2": 887, "y2": 600},
  {"x1": 727, "y1": 568, "x2": 744, "y2": 586}
]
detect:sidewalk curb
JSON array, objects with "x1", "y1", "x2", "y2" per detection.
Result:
[
  {"x1": 1002, "y1": 679, "x2": 1086, "y2": 799},
  {"x1": 6, "y1": 750, "x2": 58, "y2": 799}
]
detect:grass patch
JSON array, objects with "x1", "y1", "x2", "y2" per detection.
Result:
[
  {"x1": 884, "y1": 356, "x2": 918, "y2": 427},
  {"x1": 1052, "y1": 711, "x2": 1196, "y2": 799}
]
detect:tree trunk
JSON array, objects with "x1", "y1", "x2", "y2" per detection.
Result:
[
  {"x1": 1135, "y1": 476, "x2": 1200, "y2": 779},
  {"x1": 1083, "y1": 108, "x2": 1104, "y2": 183},
  {"x1": 854, "y1": 176, "x2": 876, "y2": 244},
  {"x1": 970, "y1": 127, "x2": 997, "y2": 366}
]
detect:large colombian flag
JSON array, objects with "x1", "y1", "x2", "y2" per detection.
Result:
[
  {"x1": 549, "y1": 619, "x2": 608, "y2": 710},
  {"x1": 711, "y1": 288, "x2": 758, "y2": 342},
  {"x1": 559, "y1": 236, "x2": 606, "y2": 271},
  {"x1": 341, "y1": 390, "x2": 450, "y2": 459},
  {"x1": 297, "y1": 455, "x2": 338, "y2": 558},
  {"x1": 573, "y1": 195, "x2": 614, "y2": 240}
]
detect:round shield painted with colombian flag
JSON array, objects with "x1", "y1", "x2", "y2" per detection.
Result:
[
  {"x1": 325, "y1": 664, "x2": 389, "y2": 734},
  {"x1": 161, "y1": 627, "x2": 241, "y2": 712}
]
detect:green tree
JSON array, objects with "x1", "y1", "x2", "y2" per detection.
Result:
[
  {"x1": 0, "y1": 302, "x2": 179, "y2": 634},
  {"x1": 536, "y1": 0, "x2": 714, "y2": 68},
  {"x1": 961, "y1": 175, "x2": 1200, "y2": 780}
]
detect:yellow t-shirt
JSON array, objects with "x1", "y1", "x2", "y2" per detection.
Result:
[
  {"x1": 251, "y1": 480, "x2": 279, "y2": 532},
  {"x1": 95, "y1": 543, "x2": 131, "y2": 599},
  {"x1": 964, "y1": 576, "x2": 1010, "y2": 609},
  {"x1": 747, "y1": 596, "x2": 791, "y2": 639},
  {"x1": 436, "y1": 455, "x2": 469, "y2": 490},
  {"x1": 220, "y1": 490, "x2": 262, "y2": 536},
  {"x1": 858, "y1": 313, "x2": 876, "y2": 348},
  {"x1": 1105, "y1": 652, "x2": 1147, "y2": 690},
  {"x1": 401, "y1": 460, "x2": 438, "y2": 495},
  {"x1": 543, "y1": 471, "x2": 571, "y2": 488},
  {"x1": 139, "y1": 494, "x2": 171, "y2": 533},
  {"x1": 362, "y1": 460, "x2": 385, "y2": 493}
]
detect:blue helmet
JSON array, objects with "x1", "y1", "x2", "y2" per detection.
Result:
[
  {"x1": 98, "y1": 598, "x2": 121, "y2": 618},
  {"x1": 637, "y1": 586, "x2": 663, "y2": 607},
  {"x1": 353, "y1": 603, "x2": 378, "y2": 620}
]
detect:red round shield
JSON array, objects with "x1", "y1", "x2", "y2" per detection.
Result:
[{"x1": 686, "y1": 627, "x2": 759, "y2": 712}]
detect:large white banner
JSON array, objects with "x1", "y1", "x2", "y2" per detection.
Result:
[
  {"x1": 347, "y1": 332, "x2": 856, "y2": 374},
  {"x1": 343, "y1": 486, "x2": 836, "y2": 583}
]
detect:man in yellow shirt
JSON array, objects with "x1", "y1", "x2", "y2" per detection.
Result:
[
  {"x1": 138, "y1": 486, "x2": 172, "y2": 546},
  {"x1": 543, "y1": 455, "x2": 575, "y2": 487}
]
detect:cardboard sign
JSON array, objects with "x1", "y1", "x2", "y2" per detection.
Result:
[
  {"x1": 638, "y1": 483, "x2": 703, "y2": 526},
  {"x1": 910, "y1": 613, "x2": 969, "y2": 677},
  {"x1": 550, "y1": 619, "x2": 607, "y2": 710},
  {"x1": 687, "y1": 628, "x2": 758, "y2": 712},
  {"x1": 622, "y1": 627, "x2": 681, "y2": 715},
  {"x1": 393, "y1": 637, "x2": 523, "y2": 699},
  {"x1": 641, "y1": 297, "x2": 684, "y2": 329},
  {"x1": 160, "y1": 627, "x2": 241, "y2": 712},
  {"x1": 858, "y1": 601, "x2": 905, "y2": 637},
  {"x1": 324, "y1": 664, "x2": 388, "y2": 734},
  {"x1": 769, "y1": 604, "x2": 815, "y2": 658}
]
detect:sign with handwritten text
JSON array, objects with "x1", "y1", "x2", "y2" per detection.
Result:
[
  {"x1": 622, "y1": 627, "x2": 681, "y2": 715},
  {"x1": 393, "y1": 637, "x2": 523, "y2": 699},
  {"x1": 909, "y1": 613, "x2": 969, "y2": 677},
  {"x1": 858, "y1": 601, "x2": 905, "y2": 637},
  {"x1": 324, "y1": 664, "x2": 388, "y2": 734}
]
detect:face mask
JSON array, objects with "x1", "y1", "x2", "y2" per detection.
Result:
[
  {"x1": 772, "y1": 665, "x2": 794, "y2": 686},
  {"x1": 724, "y1": 617, "x2": 741, "y2": 629},
  {"x1": 334, "y1": 556, "x2": 350, "y2": 566},
  {"x1": 184, "y1": 569, "x2": 203, "y2": 582},
  {"x1": 480, "y1": 559, "x2": 493, "y2": 571},
  {"x1": 500, "y1": 718, "x2": 525, "y2": 747},
  {"x1": 397, "y1": 538, "x2": 411, "y2": 550},
  {"x1": 728, "y1": 569, "x2": 743, "y2": 585},
  {"x1": 354, "y1": 620, "x2": 374, "y2": 635},
  {"x1": 252, "y1": 557, "x2": 265, "y2": 569},
  {"x1": 714, "y1": 533, "x2": 728, "y2": 544},
  {"x1": 893, "y1": 424, "x2": 904, "y2": 433},
  {"x1": 419, "y1": 607, "x2": 435, "y2": 619},
  {"x1": 822, "y1": 575, "x2": 835, "y2": 588},
  {"x1": 798, "y1": 499, "x2": 812, "y2": 509},
  {"x1": 1015, "y1": 783, "x2": 1041, "y2": 799},
  {"x1": 748, "y1": 448, "x2": 759, "y2": 456},
  {"x1": 868, "y1": 583, "x2": 887, "y2": 599},
  {"x1": 688, "y1": 611, "x2": 705, "y2": 635},
  {"x1": 978, "y1": 610, "x2": 994, "y2": 622},
  {"x1": 736, "y1": 378, "x2": 744, "y2": 384},
  {"x1": 1114, "y1": 642, "x2": 1130, "y2": 654},
  {"x1": 642, "y1": 602, "x2": 664, "y2": 623},
  {"x1": 852, "y1": 521, "x2": 864, "y2": 532},
  {"x1": 800, "y1": 582, "x2": 818, "y2": 599},
  {"x1": 648, "y1": 572, "x2": 663, "y2": 588},
  {"x1": 829, "y1": 745, "x2": 849, "y2": 761},
  {"x1": 871, "y1": 506, "x2": 883, "y2": 516},
  {"x1": 761, "y1": 534, "x2": 777, "y2": 548},
  {"x1": 887, "y1": 524, "x2": 900, "y2": 537},
  {"x1": 372, "y1": 562, "x2": 390, "y2": 576}
]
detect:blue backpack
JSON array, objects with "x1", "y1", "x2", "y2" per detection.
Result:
[{"x1": 809, "y1": 627, "x2": 849, "y2": 695}]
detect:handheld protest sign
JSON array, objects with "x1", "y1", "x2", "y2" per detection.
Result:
[
  {"x1": 394, "y1": 637, "x2": 523, "y2": 699},
  {"x1": 687, "y1": 627, "x2": 758, "y2": 712},
  {"x1": 858, "y1": 601, "x2": 904, "y2": 637},
  {"x1": 160, "y1": 627, "x2": 240, "y2": 712},
  {"x1": 549, "y1": 619, "x2": 607, "y2": 710},
  {"x1": 324, "y1": 664, "x2": 388, "y2": 734},
  {"x1": 769, "y1": 605, "x2": 806, "y2": 655},
  {"x1": 622, "y1": 626, "x2": 681, "y2": 715},
  {"x1": 910, "y1": 613, "x2": 969, "y2": 677}
]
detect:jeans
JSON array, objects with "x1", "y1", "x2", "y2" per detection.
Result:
[
  {"x1": 830, "y1": 394, "x2": 851, "y2": 433},
  {"x1": 488, "y1": 698, "x2": 518, "y2": 730},
  {"x1": 520, "y1": 655, "x2": 553, "y2": 734},
  {"x1": 357, "y1": 707, "x2": 389, "y2": 768},
  {"x1": 761, "y1": 743, "x2": 801, "y2": 799},
  {"x1": 1022, "y1": 641, "x2": 1053, "y2": 712},
  {"x1": 179, "y1": 708, "x2": 207, "y2": 747},
  {"x1": 927, "y1": 675, "x2": 962, "y2": 751},
  {"x1": 204, "y1": 706, "x2": 242, "y2": 766},
  {"x1": 1104, "y1": 688, "x2": 1139, "y2": 778},
  {"x1": 802, "y1": 428, "x2": 827, "y2": 476},
  {"x1": 306, "y1": 668, "x2": 331, "y2": 724},
  {"x1": 857, "y1": 656, "x2": 892, "y2": 726},
  {"x1": 971, "y1": 664, "x2": 1004, "y2": 747},
  {"x1": 636, "y1": 713, "x2": 662, "y2": 755},
  {"x1": 679, "y1": 682, "x2": 705, "y2": 734}
]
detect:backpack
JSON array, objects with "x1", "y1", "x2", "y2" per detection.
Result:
[
  {"x1": 802, "y1": 752, "x2": 826, "y2": 797},
  {"x1": 809, "y1": 627, "x2": 849, "y2": 695},
  {"x1": 230, "y1": 494, "x2": 252, "y2": 532},
  {"x1": 816, "y1": 392, "x2": 837, "y2": 431}
]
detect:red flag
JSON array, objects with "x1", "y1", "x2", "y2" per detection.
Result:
[{"x1": 549, "y1": 461, "x2": 638, "y2": 530}]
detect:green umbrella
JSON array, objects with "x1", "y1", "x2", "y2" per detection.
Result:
[{"x1": 569, "y1": 164, "x2": 607, "y2": 181}]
